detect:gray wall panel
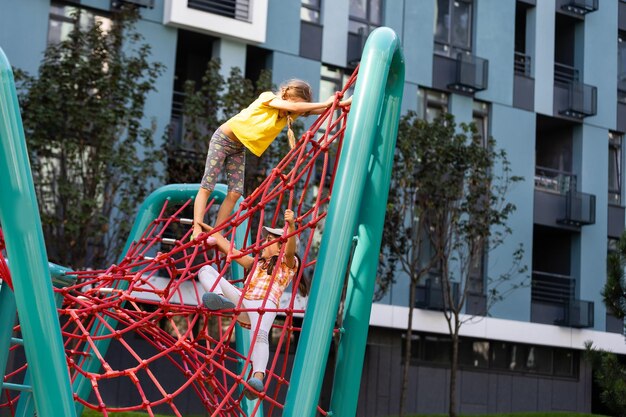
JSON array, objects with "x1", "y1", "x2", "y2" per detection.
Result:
[
  {"x1": 511, "y1": 377, "x2": 539, "y2": 411},
  {"x1": 496, "y1": 374, "x2": 513, "y2": 412}
]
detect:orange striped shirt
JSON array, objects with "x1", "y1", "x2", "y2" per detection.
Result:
[{"x1": 244, "y1": 258, "x2": 299, "y2": 307}]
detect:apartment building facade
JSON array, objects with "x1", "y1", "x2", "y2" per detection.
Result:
[{"x1": 1, "y1": 0, "x2": 626, "y2": 415}]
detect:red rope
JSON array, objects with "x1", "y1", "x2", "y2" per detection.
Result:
[{"x1": 1, "y1": 68, "x2": 358, "y2": 416}]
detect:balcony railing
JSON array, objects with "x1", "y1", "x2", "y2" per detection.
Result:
[
  {"x1": 560, "y1": 0, "x2": 598, "y2": 15},
  {"x1": 560, "y1": 81, "x2": 597, "y2": 119},
  {"x1": 188, "y1": 0, "x2": 251, "y2": 22},
  {"x1": 554, "y1": 62, "x2": 579, "y2": 85},
  {"x1": 531, "y1": 272, "x2": 594, "y2": 328},
  {"x1": 114, "y1": 0, "x2": 154, "y2": 7},
  {"x1": 347, "y1": 27, "x2": 368, "y2": 67},
  {"x1": 560, "y1": 299, "x2": 594, "y2": 328},
  {"x1": 558, "y1": 189, "x2": 596, "y2": 226},
  {"x1": 532, "y1": 271, "x2": 573, "y2": 304},
  {"x1": 447, "y1": 52, "x2": 489, "y2": 95},
  {"x1": 534, "y1": 166, "x2": 575, "y2": 194},
  {"x1": 415, "y1": 279, "x2": 460, "y2": 311},
  {"x1": 514, "y1": 52, "x2": 531, "y2": 77}
]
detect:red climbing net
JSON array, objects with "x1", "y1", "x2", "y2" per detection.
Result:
[{"x1": 0, "y1": 70, "x2": 356, "y2": 417}]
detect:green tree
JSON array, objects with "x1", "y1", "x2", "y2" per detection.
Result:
[
  {"x1": 585, "y1": 341, "x2": 626, "y2": 417},
  {"x1": 15, "y1": 6, "x2": 164, "y2": 269},
  {"x1": 604, "y1": 232, "x2": 626, "y2": 319},
  {"x1": 378, "y1": 112, "x2": 526, "y2": 417},
  {"x1": 586, "y1": 232, "x2": 626, "y2": 417}
]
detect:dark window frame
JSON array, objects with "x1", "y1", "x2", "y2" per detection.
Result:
[
  {"x1": 301, "y1": 0, "x2": 322, "y2": 24},
  {"x1": 401, "y1": 332, "x2": 579, "y2": 379},
  {"x1": 48, "y1": 1, "x2": 112, "y2": 45},
  {"x1": 434, "y1": 0, "x2": 474, "y2": 56},
  {"x1": 609, "y1": 131, "x2": 623, "y2": 205},
  {"x1": 417, "y1": 87, "x2": 449, "y2": 122}
]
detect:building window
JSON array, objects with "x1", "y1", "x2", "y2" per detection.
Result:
[
  {"x1": 459, "y1": 340, "x2": 489, "y2": 368},
  {"x1": 609, "y1": 132, "x2": 622, "y2": 205},
  {"x1": 301, "y1": 0, "x2": 321, "y2": 23},
  {"x1": 417, "y1": 88, "x2": 449, "y2": 122},
  {"x1": 434, "y1": 0, "x2": 473, "y2": 55},
  {"x1": 300, "y1": 0, "x2": 323, "y2": 60},
  {"x1": 320, "y1": 65, "x2": 353, "y2": 100},
  {"x1": 405, "y1": 332, "x2": 578, "y2": 378},
  {"x1": 48, "y1": 2, "x2": 112, "y2": 45},
  {"x1": 347, "y1": 0, "x2": 383, "y2": 66},
  {"x1": 473, "y1": 100, "x2": 489, "y2": 145}
]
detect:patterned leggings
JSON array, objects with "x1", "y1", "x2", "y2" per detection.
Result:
[{"x1": 200, "y1": 128, "x2": 245, "y2": 194}]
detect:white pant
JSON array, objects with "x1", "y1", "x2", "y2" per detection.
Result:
[{"x1": 198, "y1": 265, "x2": 277, "y2": 376}]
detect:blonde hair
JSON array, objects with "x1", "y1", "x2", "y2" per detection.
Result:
[{"x1": 279, "y1": 79, "x2": 313, "y2": 149}]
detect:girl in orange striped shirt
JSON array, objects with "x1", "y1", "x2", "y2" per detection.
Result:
[{"x1": 197, "y1": 209, "x2": 308, "y2": 399}]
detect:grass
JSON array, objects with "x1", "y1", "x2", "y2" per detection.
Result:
[
  {"x1": 81, "y1": 412, "x2": 610, "y2": 417},
  {"x1": 403, "y1": 414, "x2": 610, "y2": 417},
  {"x1": 81, "y1": 411, "x2": 204, "y2": 417}
]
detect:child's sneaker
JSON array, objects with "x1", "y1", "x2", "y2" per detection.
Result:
[
  {"x1": 202, "y1": 292, "x2": 235, "y2": 310},
  {"x1": 243, "y1": 377, "x2": 264, "y2": 400}
]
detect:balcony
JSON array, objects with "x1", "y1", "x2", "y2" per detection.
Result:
[
  {"x1": 534, "y1": 166, "x2": 574, "y2": 194},
  {"x1": 559, "y1": 0, "x2": 598, "y2": 15},
  {"x1": 558, "y1": 299, "x2": 594, "y2": 328},
  {"x1": 447, "y1": 52, "x2": 489, "y2": 95},
  {"x1": 530, "y1": 271, "x2": 594, "y2": 328},
  {"x1": 164, "y1": 0, "x2": 268, "y2": 44},
  {"x1": 534, "y1": 167, "x2": 596, "y2": 228},
  {"x1": 559, "y1": 82, "x2": 597, "y2": 119},
  {"x1": 557, "y1": 190, "x2": 596, "y2": 227},
  {"x1": 553, "y1": 63, "x2": 597, "y2": 119},
  {"x1": 415, "y1": 278, "x2": 460, "y2": 311},
  {"x1": 432, "y1": 51, "x2": 489, "y2": 96}
]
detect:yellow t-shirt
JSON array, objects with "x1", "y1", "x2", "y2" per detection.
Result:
[{"x1": 225, "y1": 91, "x2": 288, "y2": 157}]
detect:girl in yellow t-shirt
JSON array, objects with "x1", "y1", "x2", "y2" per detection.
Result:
[{"x1": 192, "y1": 79, "x2": 349, "y2": 239}]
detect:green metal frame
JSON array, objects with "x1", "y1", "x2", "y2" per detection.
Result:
[
  {"x1": 283, "y1": 27, "x2": 404, "y2": 417},
  {"x1": 0, "y1": 47, "x2": 77, "y2": 417},
  {"x1": 0, "y1": 25, "x2": 404, "y2": 417}
]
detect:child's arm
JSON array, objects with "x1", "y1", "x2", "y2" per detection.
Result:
[
  {"x1": 307, "y1": 95, "x2": 352, "y2": 115},
  {"x1": 198, "y1": 222, "x2": 254, "y2": 270},
  {"x1": 283, "y1": 209, "x2": 297, "y2": 268},
  {"x1": 269, "y1": 95, "x2": 335, "y2": 114}
]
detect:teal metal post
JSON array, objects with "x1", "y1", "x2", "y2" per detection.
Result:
[
  {"x1": 283, "y1": 27, "x2": 404, "y2": 417},
  {"x1": 330, "y1": 38, "x2": 404, "y2": 417},
  {"x1": 14, "y1": 263, "x2": 77, "y2": 417},
  {"x1": 0, "y1": 284, "x2": 17, "y2": 390},
  {"x1": 0, "y1": 47, "x2": 77, "y2": 417}
]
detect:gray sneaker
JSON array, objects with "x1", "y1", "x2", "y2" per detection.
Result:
[
  {"x1": 202, "y1": 293, "x2": 235, "y2": 310},
  {"x1": 244, "y1": 377, "x2": 264, "y2": 400}
]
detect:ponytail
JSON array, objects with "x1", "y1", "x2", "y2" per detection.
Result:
[
  {"x1": 287, "y1": 114, "x2": 296, "y2": 149},
  {"x1": 279, "y1": 79, "x2": 313, "y2": 150}
]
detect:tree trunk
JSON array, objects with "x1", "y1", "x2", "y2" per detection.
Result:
[
  {"x1": 399, "y1": 280, "x2": 416, "y2": 417},
  {"x1": 449, "y1": 327, "x2": 459, "y2": 417}
]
